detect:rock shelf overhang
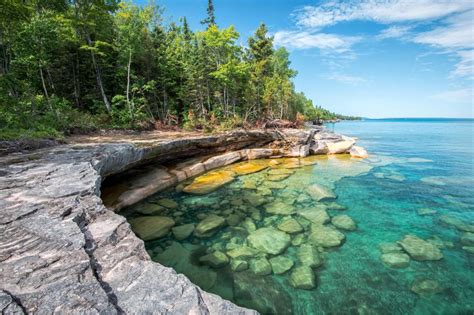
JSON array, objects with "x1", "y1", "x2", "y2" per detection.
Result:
[{"x1": 0, "y1": 127, "x2": 365, "y2": 314}]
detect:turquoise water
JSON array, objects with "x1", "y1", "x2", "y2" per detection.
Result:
[{"x1": 123, "y1": 119, "x2": 474, "y2": 314}]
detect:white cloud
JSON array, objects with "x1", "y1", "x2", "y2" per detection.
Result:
[
  {"x1": 296, "y1": 0, "x2": 472, "y2": 29},
  {"x1": 451, "y1": 50, "x2": 474, "y2": 78},
  {"x1": 432, "y1": 88, "x2": 473, "y2": 103},
  {"x1": 413, "y1": 10, "x2": 474, "y2": 49},
  {"x1": 377, "y1": 25, "x2": 412, "y2": 39},
  {"x1": 273, "y1": 30, "x2": 360, "y2": 52},
  {"x1": 325, "y1": 73, "x2": 367, "y2": 85}
]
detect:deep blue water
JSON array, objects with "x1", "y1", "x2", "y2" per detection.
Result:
[{"x1": 124, "y1": 119, "x2": 474, "y2": 314}]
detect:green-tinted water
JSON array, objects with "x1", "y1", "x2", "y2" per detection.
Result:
[{"x1": 121, "y1": 120, "x2": 474, "y2": 314}]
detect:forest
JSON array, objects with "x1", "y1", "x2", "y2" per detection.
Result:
[{"x1": 0, "y1": 0, "x2": 357, "y2": 139}]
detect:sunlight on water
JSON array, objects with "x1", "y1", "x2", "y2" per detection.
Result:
[{"x1": 121, "y1": 120, "x2": 474, "y2": 314}]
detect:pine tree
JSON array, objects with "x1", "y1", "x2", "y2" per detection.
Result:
[{"x1": 200, "y1": 0, "x2": 216, "y2": 28}]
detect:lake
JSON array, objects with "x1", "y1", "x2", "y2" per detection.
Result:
[{"x1": 122, "y1": 119, "x2": 474, "y2": 314}]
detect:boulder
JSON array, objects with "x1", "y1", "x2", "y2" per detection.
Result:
[
  {"x1": 297, "y1": 244, "x2": 323, "y2": 268},
  {"x1": 460, "y1": 232, "x2": 474, "y2": 246},
  {"x1": 305, "y1": 184, "x2": 336, "y2": 201},
  {"x1": 129, "y1": 216, "x2": 175, "y2": 241},
  {"x1": 462, "y1": 246, "x2": 474, "y2": 254},
  {"x1": 241, "y1": 218, "x2": 257, "y2": 233},
  {"x1": 309, "y1": 225, "x2": 345, "y2": 248},
  {"x1": 135, "y1": 203, "x2": 165, "y2": 215},
  {"x1": 439, "y1": 215, "x2": 474, "y2": 232},
  {"x1": 246, "y1": 148, "x2": 275, "y2": 160},
  {"x1": 326, "y1": 139, "x2": 355, "y2": 154},
  {"x1": 194, "y1": 215, "x2": 226, "y2": 238},
  {"x1": 331, "y1": 215, "x2": 357, "y2": 231},
  {"x1": 325, "y1": 202, "x2": 347, "y2": 210},
  {"x1": 157, "y1": 198, "x2": 178, "y2": 209},
  {"x1": 291, "y1": 234, "x2": 306, "y2": 246},
  {"x1": 298, "y1": 207, "x2": 330, "y2": 225},
  {"x1": 183, "y1": 170, "x2": 235, "y2": 195},
  {"x1": 411, "y1": 279, "x2": 442, "y2": 296},
  {"x1": 269, "y1": 256, "x2": 294, "y2": 274},
  {"x1": 264, "y1": 201, "x2": 296, "y2": 215},
  {"x1": 171, "y1": 223, "x2": 195, "y2": 240},
  {"x1": 227, "y1": 246, "x2": 260, "y2": 259},
  {"x1": 247, "y1": 227, "x2": 291, "y2": 255},
  {"x1": 349, "y1": 146, "x2": 368, "y2": 158},
  {"x1": 226, "y1": 161, "x2": 268, "y2": 176},
  {"x1": 277, "y1": 218, "x2": 303, "y2": 234},
  {"x1": 378, "y1": 242, "x2": 403, "y2": 254},
  {"x1": 244, "y1": 193, "x2": 267, "y2": 207},
  {"x1": 199, "y1": 251, "x2": 230, "y2": 268},
  {"x1": 398, "y1": 235, "x2": 443, "y2": 261},
  {"x1": 380, "y1": 252, "x2": 410, "y2": 268},
  {"x1": 309, "y1": 141, "x2": 328, "y2": 155},
  {"x1": 227, "y1": 214, "x2": 242, "y2": 226},
  {"x1": 231, "y1": 259, "x2": 249, "y2": 272},
  {"x1": 289, "y1": 266, "x2": 315, "y2": 290},
  {"x1": 249, "y1": 258, "x2": 272, "y2": 276}
]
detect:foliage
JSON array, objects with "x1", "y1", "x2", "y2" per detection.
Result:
[{"x1": 0, "y1": 0, "x2": 356, "y2": 140}]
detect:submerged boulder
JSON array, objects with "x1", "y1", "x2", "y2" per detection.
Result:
[
  {"x1": 264, "y1": 201, "x2": 296, "y2": 215},
  {"x1": 305, "y1": 184, "x2": 336, "y2": 201},
  {"x1": 269, "y1": 256, "x2": 294, "y2": 275},
  {"x1": 231, "y1": 259, "x2": 249, "y2": 272},
  {"x1": 298, "y1": 207, "x2": 330, "y2": 225},
  {"x1": 289, "y1": 266, "x2": 315, "y2": 290},
  {"x1": 378, "y1": 242, "x2": 403, "y2": 254},
  {"x1": 398, "y1": 235, "x2": 443, "y2": 261},
  {"x1": 439, "y1": 215, "x2": 474, "y2": 232},
  {"x1": 129, "y1": 216, "x2": 175, "y2": 241},
  {"x1": 411, "y1": 279, "x2": 442, "y2": 296},
  {"x1": 247, "y1": 227, "x2": 291, "y2": 255},
  {"x1": 297, "y1": 244, "x2": 323, "y2": 268},
  {"x1": 349, "y1": 146, "x2": 368, "y2": 158},
  {"x1": 194, "y1": 214, "x2": 226, "y2": 237},
  {"x1": 171, "y1": 223, "x2": 195, "y2": 240},
  {"x1": 135, "y1": 203, "x2": 165, "y2": 215},
  {"x1": 417, "y1": 208, "x2": 438, "y2": 216},
  {"x1": 277, "y1": 218, "x2": 303, "y2": 234},
  {"x1": 157, "y1": 198, "x2": 178, "y2": 209},
  {"x1": 380, "y1": 252, "x2": 410, "y2": 268},
  {"x1": 227, "y1": 245, "x2": 260, "y2": 259},
  {"x1": 199, "y1": 251, "x2": 229, "y2": 268},
  {"x1": 183, "y1": 170, "x2": 235, "y2": 195},
  {"x1": 460, "y1": 232, "x2": 474, "y2": 246},
  {"x1": 331, "y1": 215, "x2": 357, "y2": 231},
  {"x1": 249, "y1": 257, "x2": 272, "y2": 276},
  {"x1": 309, "y1": 225, "x2": 345, "y2": 248},
  {"x1": 226, "y1": 161, "x2": 268, "y2": 176}
]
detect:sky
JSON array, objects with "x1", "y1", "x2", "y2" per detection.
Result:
[{"x1": 136, "y1": 0, "x2": 473, "y2": 118}]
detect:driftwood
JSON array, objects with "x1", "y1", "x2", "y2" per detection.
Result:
[{"x1": 263, "y1": 119, "x2": 297, "y2": 129}]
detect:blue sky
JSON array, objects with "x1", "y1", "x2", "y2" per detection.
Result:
[{"x1": 137, "y1": 0, "x2": 473, "y2": 118}]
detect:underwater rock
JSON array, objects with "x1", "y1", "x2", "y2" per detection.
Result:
[
  {"x1": 241, "y1": 218, "x2": 257, "y2": 233},
  {"x1": 420, "y1": 176, "x2": 446, "y2": 186},
  {"x1": 264, "y1": 201, "x2": 296, "y2": 215},
  {"x1": 305, "y1": 184, "x2": 336, "y2": 201},
  {"x1": 269, "y1": 256, "x2": 294, "y2": 274},
  {"x1": 264, "y1": 181, "x2": 287, "y2": 189},
  {"x1": 296, "y1": 193, "x2": 311, "y2": 204},
  {"x1": 460, "y1": 232, "x2": 474, "y2": 246},
  {"x1": 331, "y1": 215, "x2": 357, "y2": 231},
  {"x1": 257, "y1": 187, "x2": 273, "y2": 196},
  {"x1": 243, "y1": 193, "x2": 267, "y2": 207},
  {"x1": 226, "y1": 161, "x2": 268, "y2": 176},
  {"x1": 291, "y1": 234, "x2": 306, "y2": 246},
  {"x1": 398, "y1": 235, "x2": 443, "y2": 261},
  {"x1": 378, "y1": 242, "x2": 403, "y2": 254},
  {"x1": 247, "y1": 227, "x2": 291, "y2": 255},
  {"x1": 417, "y1": 208, "x2": 437, "y2": 216},
  {"x1": 156, "y1": 242, "x2": 217, "y2": 291},
  {"x1": 277, "y1": 218, "x2": 304, "y2": 234},
  {"x1": 227, "y1": 246, "x2": 260, "y2": 259},
  {"x1": 439, "y1": 215, "x2": 474, "y2": 233},
  {"x1": 268, "y1": 168, "x2": 295, "y2": 176},
  {"x1": 157, "y1": 198, "x2": 178, "y2": 209},
  {"x1": 267, "y1": 174, "x2": 291, "y2": 181},
  {"x1": 349, "y1": 145, "x2": 368, "y2": 158},
  {"x1": 309, "y1": 225, "x2": 345, "y2": 248},
  {"x1": 129, "y1": 216, "x2": 175, "y2": 241},
  {"x1": 231, "y1": 259, "x2": 249, "y2": 272},
  {"x1": 380, "y1": 252, "x2": 410, "y2": 268},
  {"x1": 325, "y1": 202, "x2": 347, "y2": 210},
  {"x1": 183, "y1": 170, "x2": 235, "y2": 195},
  {"x1": 135, "y1": 203, "x2": 166, "y2": 215},
  {"x1": 171, "y1": 223, "x2": 195, "y2": 240},
  {"x1": 289, "y1": 266, "x2": 315, "y2": 290},
  {"x1": 297, "y1": 244, "x2": 323, "y2": 268},
  {"x1": 194, "y1": 214, "x2": 226, "y2": 238},
  {"x1": 249, "y1": 257, "x2": 272, "y2": 276},
  {"x1": 298, "y1": 207, "x2": 330, "y2": 225},
  {"x1": 426, "y1": 236, "x2": 454, "y2": 249},
  {"x1": 462, "y1": 246, "x2": 474, "y2": 254},
  {"x1": 326, "y1": 139, "x2": 355, "y2": 154},
  {"x1": 199, "y1": 251, "x2": 230, "y2": 268},
  {"x1": 411, "y1": 279, "x2": 442, "y2": 296},
  {"x1": 227, "y1": 214, "x2": 242, "y2": 227}
]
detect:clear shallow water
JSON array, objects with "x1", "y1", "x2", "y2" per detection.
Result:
[{"x1": 122, "y1": 119, "x2": 474, "y2": 314}]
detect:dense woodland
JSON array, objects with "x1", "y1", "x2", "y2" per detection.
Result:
[{"x1": 0, "y1": 0, "x2": 357, "y2": 139}]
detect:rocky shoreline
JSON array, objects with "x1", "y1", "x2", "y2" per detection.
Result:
[{"x1": 0, "y1": 127, "x2": 366, "y2": 314}]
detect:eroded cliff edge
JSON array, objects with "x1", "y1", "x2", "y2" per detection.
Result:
[{"x1": 0, "y1": 127, "x2": 365, "y2": 314}]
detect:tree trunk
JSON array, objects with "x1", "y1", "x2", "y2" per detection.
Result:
[
  {"x1": 39, "y1": 66, "x2": 53, "y2": 113},
  {"x1": 126, "y1": 50, "x2": 132, "y2": 115},
  {"x1": 86, "y1": 34, "x2": 111, "y2": 114}
]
